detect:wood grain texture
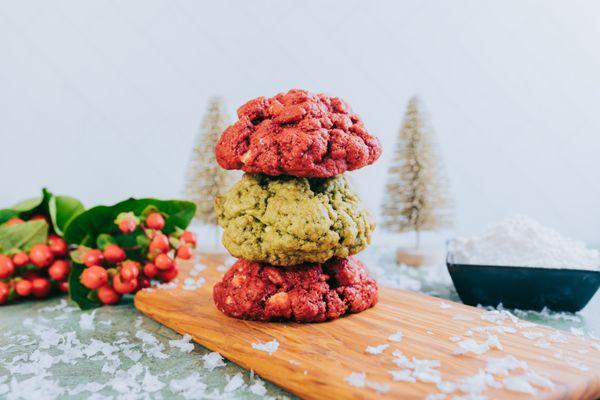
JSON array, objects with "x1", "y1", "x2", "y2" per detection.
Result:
[{"x1": 134, "y1": 254, "x2": 600, "y2": 400}]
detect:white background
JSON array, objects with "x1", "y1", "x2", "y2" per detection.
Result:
[{"x1": 1, "y1": 1, "x2": 599, "y2": 246}]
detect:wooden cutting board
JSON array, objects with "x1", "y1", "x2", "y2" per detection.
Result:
[{"x1": 134, "y1": 254, "x2": 600, "y2": 400}]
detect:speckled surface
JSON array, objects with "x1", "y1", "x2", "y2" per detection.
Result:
[{"x1": 0, "y1": 246, "x2": 598, "y2": 399}]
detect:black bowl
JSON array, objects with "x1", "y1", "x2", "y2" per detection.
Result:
[{"x1": 446, "y1": 259, "x2": 600, "y2": 312}]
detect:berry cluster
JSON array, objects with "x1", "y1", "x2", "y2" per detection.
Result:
[
  {"x1": 78, "y1": 212, "x2": 196, "y2": 305},
  {"x1": 0, "y1": 217, "x2": 70, "y2": 304}
]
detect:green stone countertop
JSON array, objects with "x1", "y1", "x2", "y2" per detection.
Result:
[{"x1": 1, "y1": 247, "x2": 598, "y2": 399}]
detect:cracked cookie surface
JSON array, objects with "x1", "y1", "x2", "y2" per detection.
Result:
[
  {"x1": 215, "y1": 89, "x2": 382, "y2": 177},
  {"x1": 215, "y1": 173, "x2": 374, "y2": 266},
  {"x1": 213, "y1": 257, "x2": 378, "y2": 322}
]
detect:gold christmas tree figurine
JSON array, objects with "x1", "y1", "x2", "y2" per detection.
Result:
[
  {"x1": 381, "y1": 96, "x2": 453, "y2": 249},
  {"x1": 183, "y1": 97, "x2": 236, "y2": 229}
]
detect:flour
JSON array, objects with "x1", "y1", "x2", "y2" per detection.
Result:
[{"x1": 449, "y1": 215, "x2": 599, "y2": 270}]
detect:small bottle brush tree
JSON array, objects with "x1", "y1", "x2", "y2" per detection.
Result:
[
  {"x1": 183, "y1": 97, "x2": 236, "y2": 245},
  {"x1": 381, "y1": 96, "x2": 453, "y2": 249}
]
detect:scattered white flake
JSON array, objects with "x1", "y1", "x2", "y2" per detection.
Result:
[
  {"x1": 570, "y1": 327, "x2": 585, "y2": 336},
  {"x1": 425, "y1": 394, "x2": 447, "y2": 400},
  {"x1": 168, "y1": 334, "x2": 194, "y2": 353},
  {"x1": 142, "y1": 368, "x2": 165, "y2": 392},
  {"x1": 549, "y1": 331, "x2": 569, "y2": 343},
  {"x1": 68, "y1": 382, "x2": 106, "y2": 395},
  {"x1": 464, "y1": 330, "x2": 474, "y2": 336},
  {"x1": 155, "y1": 279, "x2": 179, "y2": 290},
  {"x1": 515, "y1": 321, "x2": 536, "y2": 329},
  {"x1": 123, "y1": 348, "x2": 142, "y2": 362},
  {"x1": 427, "y1": 330, "x2": 434, "y2": 335},
  {"x1": 485, "y1": 356, "x2": 528, "y2": 375},
  {"x1": 388, "y1": 331, "x2": 403, "y2": 342},
  {"x1": 202, "y1": 352, "x2": 226, "y2": 371},
  {"x1": 365, "y1": 344, "x2": 389, "y2": 355},
  {"x1": 440, "y1": 302, "x2": 452, "y2": 309},
  {"x1": 224, "y1": 373, "x2": 245, "y2": 393},
  {"x1": 554, "y1": 351, "x2": 590, "y2": 372},
  {"x1": 345, "y1": 372, "x2": 366, "y2": 388},
  {"x1": 182, "y1": 277, "x2": 206, "y2": 291},
  {"x1": 366, "y1": 381, "x2": 390, "y2": 393},
  {"x1": 503, "y1": 375, "x2": 537, "y2": 394},
  {"x1": 170, "y1": 373, "x2": 207, "y2": 399},
  {"x1": 534, "y1": 340, "x2": 551, "y2": 349},
  {"x1": 389, "y1": 369, "x2": 416, "y2": 382},
  {"x1": 524, "y1": 372, "x2": 554, "y2": 389},
  {"x1": 453, "y1": 335, "x2": 502, "y2": 355},
  {"x1": 592, "y1": 343, "x2": 600, "y2": 351},
  {"x1": 79, "y1": 310, "x2": 97, "y2": 330},
  {"x1": 522, "y1": 331, "x2": 545, "y2": 340},
  {"x1": 249, "y1": 378, "x2": 267, "y2": 396},
  {"x1": 135, "y1": 330, "x2": 168, "y2": 359},
  {"x1": 252, "y1": 339, "x2": 279, "y2": 355},
  {"x1": 449, "y1": 336, "x2": 462, "y2": 342},
  {"x1": 453, "y1": 314, "x2": 474, "y2": 321},
  {"x1": 288, "y1": 359, "x2": 300, "y2": 366},
  {"x1": 437, "y1": 381, "x2": 457, "y2": 393}
]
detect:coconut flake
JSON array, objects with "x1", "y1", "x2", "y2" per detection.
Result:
[
  {"x1": 365, "y1": 344, "x2": 389, "y2": 355},
  {"x1": 79, "y1": 310, "x2": 97, "y2": 330},
  {"x1": 503, "y1": 375, "x2": 537, "y2": 394},
  {"x1": 366, "y1": 381, "x2": 390, "y2": 393},
  {"x1": 169, "y1": 373, "x2": 207, "y2": 399},
  {"x1": 439, "y1": 302, "x2": 452, "y2": 309},
  {"x1": 388, "y1": 331, "x2": 403, "y2": 342},
  {"x1": 202, "y1": 352, "x2": 226, "y2": 371},
  {"x1": 252, "y1": 339, "x2": 279, "y2": 355},
  {"x1": 388, "y1": 369, "x2": 416, "y2": 382},
  {"x1": 345, "y1": 372, "x2": 366, "y2": 388},
  {"x1": 224, "y1": 373, "x2": 244, "y2": 392},
  {"x1": 168, "y1": 334, "x2": 194, "y2": 353}
]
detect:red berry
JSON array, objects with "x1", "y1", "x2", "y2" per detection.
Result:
[
  {"x1": 145, "y1": 212, "x2": 165, "y2": 230},
  {"x1": 12, "y1": 252, "x2": 30, "y2": 267},
  {"x1": 48, "y1": 235, "x2": 68, "y2": 257},
  {"x1": 181, "y1": 230, "x2": 196, "y2": 246},
  {"x1": 5, "y1": 217, "x2": 24, "y2": 226},
  {"x1": 83, "y1": 249, "x2": 104, "y2": 267},
  {"x1": 22, "y1": 271, "x2": 40, "y2": 281},
  {"x1": 15, "y1": 280, "x2": 32, "y2": 297},
  {"x1": 80, "y1": 266, "x2": 108, "y2": 290},
  {"x1": 30, "y1": 215, "x2": 46, "y2": 221},
  {"x1": 139, "y1": 277, "x2": 151, "y2": 289},
  {"x1": 31, "y1": 278, "x2": 51, "y2": 298},
  {"x1": 112, "y1": 273, "x2": 137, "y2": 294},
  {"x1": 143, "y1": 263, "x2": 158, "y2": 278},
  {"x1": 154, "y1": 254, "x2": 173, "y2": 270},
  {"x1": 116, "y1": 212, "x2": 139, "y2": 234},
  {"x1": 103, "y1": 244, "x2": 126, "y2": 264},
  {"x1": 120, "y1": 260, "x2": 140, "y2": 281},
  {"x1": 158, "y1": 262, "x2": 178, "y2": 282},
  {"x1": 97, "y1": 285, "x2": 120, "y2": 305},
  {"x1": 58, "y1": 280, "x2": 69, "y2": 293},
  {"x1": 0, "y1": 282, "x2": 9, "y2": 304},
  {"x1": 0, "y1": 255, "x2": 14, "y2": 279},
  {"x1": 149, "y1": 234, "x2": 170, "y2": 255},
  {"x1": 48, "y1": 259, "x2": 70, "y2": 281},
  {"x1": 176, "y1": 245, "x2": 193, "y2": 260},
  {"x1": 29, "y1": 244, "x2": 54, "y2": 268}
]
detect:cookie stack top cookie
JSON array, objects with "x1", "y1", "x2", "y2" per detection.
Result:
[
  {"x1": 216, "y1": 89, "x2": 382, "y2": 177},
  {"x1": 214, "y1": 89, "x2": 381, "y2": 267}
]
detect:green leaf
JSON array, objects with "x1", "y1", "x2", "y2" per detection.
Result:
[
  {"x1": 0, "y1": 209, "x2": 19, "y2": 225},
  {"x1": 49, "y1": 194, "x2": 85, "y2": 236},
  {"x1": 68, "y1": 262, "x2": 102, "y2": 310},
  {"x1": 6, "y1": 188, "x2": 84, "y2": 237},
  {"x1": 0, "y1": 220, "x2": 49, "y2": 254},
  {"x1": 96, "y1": 234, "x2": 117, "y2": 250}
]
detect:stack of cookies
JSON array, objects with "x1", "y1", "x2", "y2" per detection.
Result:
[{"x1": 212, "y1": 89, "x2": 382, "y2": 323}]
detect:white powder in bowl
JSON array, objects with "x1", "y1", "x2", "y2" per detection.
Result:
[{"x1": 449, "y1": 215, "x2": 600, "y2": 270}]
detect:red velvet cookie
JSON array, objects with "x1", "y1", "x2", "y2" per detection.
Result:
[
  {"x1": 213, "y1": 257, "x2": 378, "y2": 322},
  {"x1": 216, "y1": 89, "x2": 382, "y2": 177}
]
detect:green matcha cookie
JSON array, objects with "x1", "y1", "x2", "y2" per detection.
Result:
[{"x1": 215, "y1": 174, "x2": 374, "y2": 266}]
